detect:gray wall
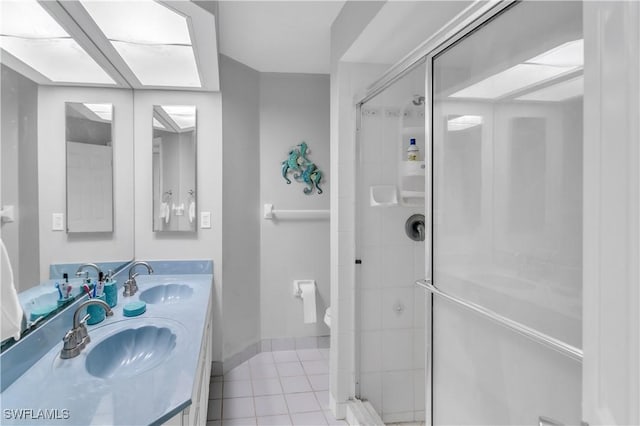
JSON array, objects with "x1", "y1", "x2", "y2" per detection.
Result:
[
  {"x1": 1, "y1": 65, "x2": 39, "y2": 292},
  {"x1": 259, "y1": 72, "x2": 330, "y2": 340},
  {"x1": 133, "y1": 89, "x2": 224, "y2": 362},
  {"x1": 219, "y1": 59, "x2": 331, "y2": 360},
  {"x1": 220, "y1": 55, "x2": 261, "y2": 360}
]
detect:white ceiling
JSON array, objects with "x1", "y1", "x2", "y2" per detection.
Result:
[
  {"x1": 218, "y1": 1, "x2": 345, "y2": 74},
  {"x1": 342, "y1": 1, "x2": 471, "y2": 65}
]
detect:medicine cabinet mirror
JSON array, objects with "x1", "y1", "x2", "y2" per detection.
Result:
[
  {"x1": 1, "y1": 64, "x2": 135, "y2": 349},
  {"x1": 65, "y1": 102, "x2": 114, "y2": 233},
  {"x1": 152, "y1": 105, "x2": 197, "y2": 232}
]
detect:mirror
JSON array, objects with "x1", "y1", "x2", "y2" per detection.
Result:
[
  {"x1": 65, "y1": 102, "x2": 114, "y2": 233},
  {"x1": 0, "y1": 64, "x2": 134, "y2": 348},
  {"x1": 152, "y1": 105, "x2": 197, "y2": 232}
]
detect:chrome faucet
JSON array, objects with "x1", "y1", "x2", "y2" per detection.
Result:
[
  {"x1": 60, "y1": 299, "x2": 113, "y2": 359},
  {"x1": 123, "y1": 261, "x2": 154, "y2": 297},
  {"x1": 75, "y1": 263, "x2": 102, "y2": 279}
]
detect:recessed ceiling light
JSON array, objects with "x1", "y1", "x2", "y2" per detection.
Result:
[
  {"x1": 516, "y1": 76, "x2": 584, "y2": 102},
  {"x1": 80, "y1": 0, "x2": 201, "y2": 87},
  {"x1": 0, "y1": 1, "x2": 115, "y2": 84},
  {"x1": 450, "y1": 39, "x2": 583, "y2": 99}
]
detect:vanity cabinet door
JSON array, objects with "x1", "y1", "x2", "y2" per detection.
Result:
[{"x1": 163, "y1": 290, "x2": 213, "y2": 426}]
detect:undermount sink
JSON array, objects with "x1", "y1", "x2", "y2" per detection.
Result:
[
  {"x1": 139, "y1": 284, "x2": 193, "y2": 304},
  {"x1": 85, "y1": 326, "x2": 176, "y2": 379}
]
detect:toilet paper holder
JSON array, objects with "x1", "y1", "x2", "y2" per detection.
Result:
[
  {"x1": 293, "y1": 280, "x2": 317, "y2": 324},
  {"x1": 293, "y1": 280, "x2": 314, "y2": 297}
]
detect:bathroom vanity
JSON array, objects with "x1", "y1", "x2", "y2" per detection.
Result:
[{"x1": 0, "y1": 261, "x2": 213, "y2": 426}]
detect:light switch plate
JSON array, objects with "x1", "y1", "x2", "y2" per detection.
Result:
[
  {"x1": 200, "y1": 211, "x2": 211, "y2": 229},
  {"x1": 52, "y1": 213, "x2": 64, "y2": 231}
]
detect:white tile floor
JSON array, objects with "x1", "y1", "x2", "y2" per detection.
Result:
[{"x1": 207, "y1": 349, "x2": 347, "y2": 426}]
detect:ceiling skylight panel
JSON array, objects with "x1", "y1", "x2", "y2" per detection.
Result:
[
  {"x1": 161, "y1": 106, "x2": 196, "y2": 129},
  {"x1": 79, "y1": 1, "x2": 191, "y2": 45},
  {"x1": 447, "y1": 115, "x2": 483, "y2": 132},
  {"x1": 0, "y1": 0, "x2": 115, "y2": 84},
  {"x1": 110, "y1": 42, "x2": 200, "y2": 87},
  {"x1": 0, "y1": 37, "x2": 115, "y2": 84},
  {"x1": 526, "y1": 39, "x2": 583, "y2": 68},
  {"x1": 84, "y1": 103, "x2": 112, "y2": 121},
  {"x1": 153, "y1": 118, "x2": 166, "y2": 130},
  {"x1": 80, "y1": 0, "x2": 201, "y2": 88},
  {"x1": 450, "y1": 39, "x2": 584, "y2": 100},
  {"x1": 1, "y1": 1, "x2": 68, "y2": 38},
  {"x1": 450, "y1": 63, "x2": 573, "y2": 99},
  {"x1": 516, "y1": 76, "x2": 584, "y2": 102}
]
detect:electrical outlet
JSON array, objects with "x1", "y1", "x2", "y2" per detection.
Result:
[
  {"x1": 52, "y1": 213, "x2": 64, "y2": 231},
  {"x1": 200, "y1": 211, "x2": 211, "y2": 229}
]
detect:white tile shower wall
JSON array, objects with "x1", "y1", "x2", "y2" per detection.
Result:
[
  {"x1": 330, "y1": 61, "x2": 390, "y2": 417},
  {"x1": 357, "y1": 105, "x2": 425, "y2": 423}
]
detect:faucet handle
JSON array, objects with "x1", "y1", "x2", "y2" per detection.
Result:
[
  {"x1": 79, "y1": 313, "x2": 91, "y2": 326},
  {"x1": 62, "y1": 329, "x2": 75, "y2": 346},
  {"x1": 77, "y1": 316, "x2": 90, "y2": 346},
  {"x1": 123, "y1": 277, "x2": 138, "y2": 297}
]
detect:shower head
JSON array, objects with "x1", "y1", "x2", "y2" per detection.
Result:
[{"x1": 412, "y1": 95, "x2": 425, "y2": 106}]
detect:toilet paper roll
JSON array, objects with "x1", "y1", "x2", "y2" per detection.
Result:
[{"x1": 299, "y1": 282, "x2": 317, "y2": 324}]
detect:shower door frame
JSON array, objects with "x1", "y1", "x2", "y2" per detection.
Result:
[{"x1": 353, "y1": 1, "x2": 640, "y2": 424}]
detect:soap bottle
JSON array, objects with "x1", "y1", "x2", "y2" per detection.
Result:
[
  {"x1": 407, "y1": 138, "x2": 419, "y2": 161},
  {"x1": 104, "y1": 270, "x2": 118, "y2": 308}
]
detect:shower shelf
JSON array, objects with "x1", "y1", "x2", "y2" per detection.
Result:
[
  {"x1": 369, "y1": 185, "x2": 399, "y2": 207},
  {"x1": 401, "y1": 160, "x2": 425, "y2": 176},
  {"x1": 400, "y1": 190, "x2": 425, "y2": 199},
  {"x1": 399, "y1": 161, "x2": 425, "y2": 206},
  {"x1": 402, "y1": 126, "x2": 425, "y2": 135}
]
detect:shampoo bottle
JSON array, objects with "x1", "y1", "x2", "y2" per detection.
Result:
[{"x1": 407, "y1": 138, "x2": 419, "y2": 161}]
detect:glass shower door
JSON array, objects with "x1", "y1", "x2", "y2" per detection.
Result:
[{"x1": 430, "y1": 1, "x2": 583, "y2": 424}]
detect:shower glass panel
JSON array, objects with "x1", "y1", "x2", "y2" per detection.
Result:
[
  {"x1": 431, "y1": 1, "x2": 583, "y2": 424},
  {"x1": 356, "y1": 62, "x2": 426, "y2": 423}
]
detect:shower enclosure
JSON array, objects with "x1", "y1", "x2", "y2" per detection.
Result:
[
  {"x1": 355, "y1": 1, "x2": 583, "y2": 424},
  {"x1": 356, "y1": 63, "x2": 427, "y2": 424}
]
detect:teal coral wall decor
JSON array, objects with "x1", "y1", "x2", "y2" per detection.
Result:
[{"x1": 281, "y1": 142, "x2": 324, "y2": 194}]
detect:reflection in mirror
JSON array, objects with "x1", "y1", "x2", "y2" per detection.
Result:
[
  {"x1": 152, "y1": 105, "x2": 196, "y2": 232},
  {"x1": 65, "y1": 102, "x2": 114, "y2": 233},
  {"x1": 1, "y1": 63, "x2": 134, "y2": 349}
]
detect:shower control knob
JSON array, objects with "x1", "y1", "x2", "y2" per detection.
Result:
[{"x1": 394, "y1": 302, "x2": 405, "y2": 314}]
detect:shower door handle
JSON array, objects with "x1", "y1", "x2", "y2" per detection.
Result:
[{"x1": 415, "y1": 279, "x2": 583, "y2": 361}]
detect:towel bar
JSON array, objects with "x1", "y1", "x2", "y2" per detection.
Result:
[{"x1": 263, "y1": 203, "x2": 329, "y2": 220}]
